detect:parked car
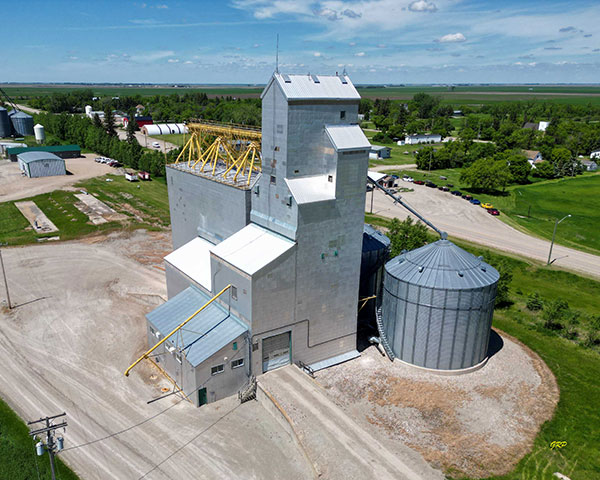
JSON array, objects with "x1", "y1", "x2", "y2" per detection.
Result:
[
  {"x1": 414, "y1": 180, "x2": 425, "y2": 185},
  {"x1": 451, "y1": 190, "x2": 462, "y2": 196},
  {"x1": 438, "y1": 185, "x2": 444, "y2": 190},
  {"x1": 425, "y1": 182, "x2": 437, "y2": 188},
  {"x1": 488, "y1": 208, "x2": 500, "y2": 215},
  {"x1": 138, "y1": 171, "x2": 151, "y2": 181},
  {"x1": 442, "y1": 186, "x2": 450, "y2": 192},
  {"x1": 152, "y1": 142, "x2": 160, "y2": 148},
  {"x1": 481, "y1": 202, "x2": 494, "y2": 209},
  {"x1": 366, "y1": 184, "x2": 374, "y2": 191},
  {"x1": 402, "y1": 175, "x2": 414, "y2": 182},
  {"x1": 462, "y1": 194, "x2": 473, "y2": 200},
  {"x1": 439, "y1": 175, "x2": 448, "y2": 180},
  {"x1": 391, "y1": 174, "x2": 399, "y2": 179},
  {"x1": 470, "y1": 198, "x2": 481, "y2": 205},
  {"x1": 125, "y1": 172, "x2": 138, "y2": 182},
  {"x1": 447, "y1": 183, "x2": 454, "y2": 188}
]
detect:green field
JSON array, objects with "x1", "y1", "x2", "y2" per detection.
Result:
[
  {"x1": 384, "y1": 168, "x2": 600, "y2": 255},
  {"x1": 4, "y1": 84, "x2": 600, "y2": 106},
  {"x1": 0, "y1": 174, "x2": 170, "y2": 245},
  {"x1": 0, "y1": 397, "x2": 79, "y2": 480}
]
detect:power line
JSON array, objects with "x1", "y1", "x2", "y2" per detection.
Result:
[
  {"x1": 62, "y1": 344, "x2": 247, "y2": 452},
  {"x1": 138, "y1": 403, "x2": 241, "y2": 479}
]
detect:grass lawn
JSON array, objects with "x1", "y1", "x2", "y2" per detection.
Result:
[
  {"x1": 148, "y1": 133, "x2": 187, "y2": 147},
  {"x1": 0, "y1": 397, "x2": 79, "y2": 480},
  {"x1": 0, "y1": 174, "x2": 171, "y2": 246},
  {"x1": 363, "y1": 130, "x2": 440, "y2": 167},
  {"x1": 382, "y1": 167, "x2": 600, "y2": 255},
  {"x1": 366, "y1": 214, "x2": 600, "y2": 479}
]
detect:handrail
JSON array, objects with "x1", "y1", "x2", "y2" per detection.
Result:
[{"x1": 124, "y1": 284, "x2": 232, "y2": 377}]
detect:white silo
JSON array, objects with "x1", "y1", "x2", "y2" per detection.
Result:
[
  {"x1": 85, "y1": 105, "x2": 93, "y2": 117},
  {"x1": 34, "y1": 124, "x2": 45, "y2": 144}
]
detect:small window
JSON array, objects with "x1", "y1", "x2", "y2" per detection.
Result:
[
  {"x1": 252, "y1": 342, "x2": 259, "y2": 351},
  {"x1": 294, "y1": 169, "x2": 299, "y2": 174},
  {"x1": 232, "y1": 359, "x2": 244, "y2": 369},
  {"x1": 274, "y1": 146, "x2": 280, "y2": 151},
  {"x1": 211, "y1": 364, "x2": 224, "y2": 375},
  {"x1": 340, "y1": 111, "x2": 346, "y2": 119},
  {"x1": 233, "y1": 341, "x2": 238, "y2": 351},
  {"x1": 328, "y1": 175, "x2": 333, "y2": 183},
  {"x1": 270, "y1": 175, "x2": 276, "y2": 185},
  {"x1": 231, "y1": 286, "x2": 238, "y2": 300},
  {"x1": 175, "y1": 352, "x2": 182, "y2": 364},
  {"x1": 149, "y1": 326, "x2": 155, "y2": 335}
]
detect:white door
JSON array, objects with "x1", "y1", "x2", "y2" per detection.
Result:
[{"x1": 262, "y1": 332, "x2": 291, "y2": 373}]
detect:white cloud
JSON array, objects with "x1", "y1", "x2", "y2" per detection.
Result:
[
  {"x1": 184, "y1": 60, "x2": 193, "y2": 64},
  {"x1": 314, "y1": 51, "x2": 322, "y2": 57},
  {"x1": 408, "y1": 0, "x2": 437, "y2": 13},
  {"x1": 129, "y1": 19, "x2": 160, "y2": 25},
  {"x1": 129, "y1": 50, "x2": 175, "y2": 62},
  {"x1": 156, "y1": 4, "x2": 168, "y2": 8},
  {"x1": 167, "y1": 58, "x2": 179, "y2": 63},
  {"x1": 349, "y1": 42, "x2": 356, "y2": 46},
  {"x1": 436, "y1": 32, "x2": 466, "y2": 43},
  {"x1": 377, "y1": 44, "x2": 386, "y2": 48},
  {"x1": 355, "y1": 51, "x2": 365, "y2": 57}
]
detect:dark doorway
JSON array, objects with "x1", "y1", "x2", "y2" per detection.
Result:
[{"x1": 198, "y1": 387, "x2": 207, "y2": 406}]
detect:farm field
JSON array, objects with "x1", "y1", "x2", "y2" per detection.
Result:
[
  {"x1": 4, "y1": 84, "x2": 600, "y2": 105},
  {"x1": 0, "y1": 174, "x2": 170, "y2": 245},
  {"x1": 386, "y1": 168, "x2": 600, "y2": 255}
]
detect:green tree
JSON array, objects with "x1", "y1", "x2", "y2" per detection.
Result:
[
  {"x1": 531, "y1": 161, "x2": 555, "y2": 179},
  {"x1": 506, "y1": 153, "x2": 531, "y2": 184},
  {"x1": 460, "y1": 158, "x2": 511, "y2": 192},
  {"x1": 103, "y1": 105, "x2": 117, "y2": 137},
  {"x1": 126, "y1": 110, "x2": 138, "y2": 144},
  {"x1": 92, "y1": 113, "x2": 102, "y2": 129},
  {"x1": 551, "y1": 146, "x2": 572, "y2": 177},
  {"x1": 388, "y1": 217, "x2": 430, "y2": 257}
]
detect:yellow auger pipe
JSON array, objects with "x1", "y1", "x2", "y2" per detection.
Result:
[{"x1": 124, "y1": 284, "x2": 232, "y2": 377}]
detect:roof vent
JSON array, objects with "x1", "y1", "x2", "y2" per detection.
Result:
[
  {"x1": 458, "y1": 271, "x2": 464, "y2": 277},
  {"x1": 282, "y1": 73, "x2": 291, "y2": 83},
  {"x1": 418, "y1": 266, "x2": 424, "y2": 273},
  {"x1": 311, "y1": 74, "x2": 320, "y2": 83}
]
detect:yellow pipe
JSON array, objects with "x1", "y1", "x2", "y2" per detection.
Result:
[
  {"x1": 246, "y1": 148, "x2": 257, "y2": 186},
  {"x1": 124, "y1": 284, "x2": 232, "y2": 377}
]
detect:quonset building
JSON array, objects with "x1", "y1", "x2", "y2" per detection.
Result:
[{"x1": 145, "y1": 73, "x2": 371, "y2": 406}]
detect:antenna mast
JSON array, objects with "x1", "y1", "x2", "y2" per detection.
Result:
[{"x1": 275, "y1": 34, "x2": 279, "y2": 73}]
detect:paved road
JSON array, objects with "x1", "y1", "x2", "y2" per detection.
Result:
[
  {"x1": 0, "y1": 235, "x2": 314, "y2": 480},
  {"x1": 370, "y1": 163, "x2": 417, "y2": 172},
  {"x1": 117, "y1": 128, "x2": 180, "y2": 154},
  {"x1": 260, "y1": 365, "x2": 444, "y2": 480},
  {"x1": 13, "y1": 103, "x2": 42, "y2": 114},
  {"x1": 367, "y1": 184, "x2": 600, "y2": 279}
]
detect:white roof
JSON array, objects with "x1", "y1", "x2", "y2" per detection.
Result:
[
  {"x1": 263, "y1": 73, "x2": 361, "y2": 101},
  {"x1": 367, "y1": 171, "x2": 386, "y2": 182},
  {"x1": 285, "y1": 175, "x2": 336, "y2": 204},
  {"x1": 211, "y1": 224, "x2": 295, "y2": 275},
  {"x1": 370, "y1": 145, "x2": 390, "y2": 151},
  {"x1": 164, "y1": 236, "x2": 214, "y2": 291},
  {"x1": 325, "y1": 125, "x2": 370, "y2": 152}
]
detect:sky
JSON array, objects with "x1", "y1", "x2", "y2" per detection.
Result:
[{"x1": 2, "y1": 0, "x2": 600, "y2": 84}]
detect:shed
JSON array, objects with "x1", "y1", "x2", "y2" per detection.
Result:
[
  {"x1": 370, "y1": 145, "x2": 392, "y2": 159},
  {"x1": 7, "y1": 144, "x2": 81, "y2": 162},
  {"x1": 17, "y1": 151, "x2": 66, "y2": 178},
  {"x1": 142, "y1": 123, "x2": 188, "y2": 135}
]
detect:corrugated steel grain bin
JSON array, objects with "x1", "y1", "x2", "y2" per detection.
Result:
[
  {"x1": 9, "y1": 110, "x2": 34, "y2": 136},
  {"x1": 0, "y1": 107, "x2": 10, "y2": 137},
  {"x1": 381, "y1": 239, "x2": 499, "y2": 371}
]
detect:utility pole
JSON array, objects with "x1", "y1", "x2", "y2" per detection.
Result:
[
  {"x1": 28, "y1": 413, "x2": 67, "y2": 480},
  {"x1": 0, "y1": 244, "x2": 11, "y2": 309}
]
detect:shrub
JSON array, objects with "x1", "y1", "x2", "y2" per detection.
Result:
[
  {"x1": 542, "y1": 299, "x2": 569, "y2": 330},
  {"x1": 526, "y1": 292, "x2": 544, "y2": 311}
]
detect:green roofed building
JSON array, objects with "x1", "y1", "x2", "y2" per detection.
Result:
[{"x1": 7, "y1": 144, "x2": 81, "y2": 162}]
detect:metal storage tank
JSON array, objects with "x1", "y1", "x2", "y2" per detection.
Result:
[
  {"x1": 0, "y1": 107, "x2": 10, "y2": 137},
  {"x1": 359, "y1": 224, "x2": 390, "y2": 323},
  {"x1": 10, "y1": 111, "x2": 34, "y2": 136},
  {"x1": 380, "y1": 237, "x2": 499, "y2": 371},
  {"x1": 34, "y1": 124, "x2": 45, "y2": 144}
]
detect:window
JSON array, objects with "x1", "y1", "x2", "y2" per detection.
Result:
[
  {"x1": 340, "y1": 111, "x2": 346, "y2": 119},
  {"x1": 274, "y1": 146, "x2": 280, "y2": 151},
  {"x1": 232, "y1": 359, "x2": 244, "y2": 369},
  {"x1": 231, "y1": 286, "x2": 238, "y2": 300},
  {"x1": 233, "y1": 342, "x2": 238, "y2": 351},
  {"x1": 149, "y1": 326, "x2": 155, "y2": 335},
  {"x1": 211, "y1": 364, "x2": 224, "y2": 375},
  {"x1": 270, "y1": 175, "x2": 276, "y2": 185},
  {"x1": 328, "y1": 175, "x2": 333, "y2": 183},
  {"x1": 175, "y1": 352, "x2": 182, "y2": 364}
]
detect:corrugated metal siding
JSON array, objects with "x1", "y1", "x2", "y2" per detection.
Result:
[
  {"x1": 381, "y1": 240, "x2": 498, "y2": 370},
  {"x1": 268, "y1": 73, "x2": 361, "y2": 101},
  {"x1": 9, "y1": 111, "x2": 34, "y2": 136},
  {"x1": 146, "y1": 286, "x2": 249, "y2": 367},
  {"x1": 0, "y1": 108, "x2": 10, "y2": 137},
  {"x1": 17, "y1": 152, "x2": 66, "y2": 178},
  {"x1": 325, "y1": 125, "x2": 371, "y2": 151}
]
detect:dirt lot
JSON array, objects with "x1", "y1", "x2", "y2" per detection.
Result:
[
  {"x1": 368, "y1": 185, "x2": 600, "y2": 279},
  {"x1": 316, "y1": 337, "x2": 559, "y2": 478},
  {"x1": 0, "y1": 230, "x2": 313, "y2": 480},
  {"x1": 0, "y1": 154, "x2": 113, "y2": 202}
]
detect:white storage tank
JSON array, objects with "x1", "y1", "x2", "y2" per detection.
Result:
[
  {"x1": 34, "y1": 124, "x2": 45, "y2": 144},
  {"x1": 85, "y1": 105, "x2": 93, "y2": 116},
  {"x1": 379, "y1": 237, "x2": 499, "y2": 372}
]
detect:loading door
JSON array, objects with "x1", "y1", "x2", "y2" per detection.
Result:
[{"x1": 262, "y1": 332, "x2": 291, "y2": 373}]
